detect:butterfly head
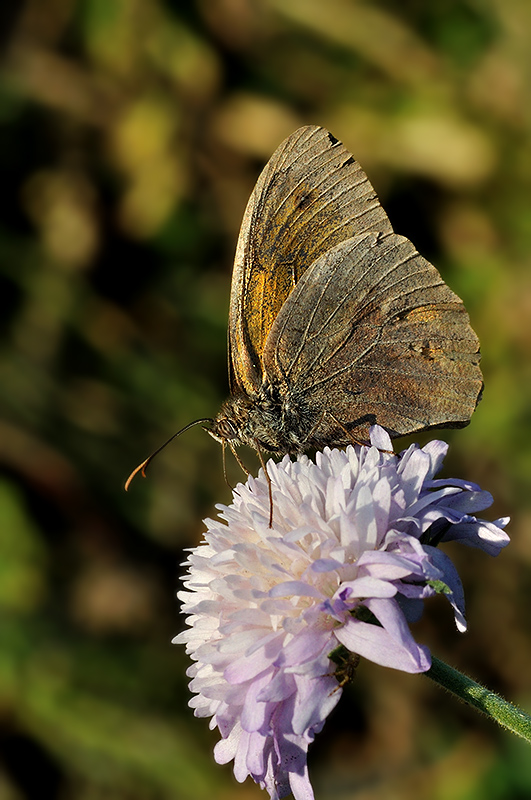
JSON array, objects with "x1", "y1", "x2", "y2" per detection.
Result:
[{"x1": 208, "y1": 395, "x2": 253, "y2": 447}]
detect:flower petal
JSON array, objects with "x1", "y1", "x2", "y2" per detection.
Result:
[{"x1": 336, "y1": 598, "x2": 431, "y2": 673}]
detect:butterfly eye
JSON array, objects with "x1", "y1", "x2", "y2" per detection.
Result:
[{"x1": 215, "y1": 417, "x2": 239, "y2": 441}]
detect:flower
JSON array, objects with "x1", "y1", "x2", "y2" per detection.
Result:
[{"x1": 175, "y1": 427, "x2": 509, "y2": 800}]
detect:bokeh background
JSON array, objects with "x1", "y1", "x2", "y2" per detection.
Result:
[{"x1": 1, "y1": 1, "x2": 531, "y2": 798}]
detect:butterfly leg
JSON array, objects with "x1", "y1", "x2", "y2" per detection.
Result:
[
  {"x1": 227, "y1": 440, "x2": 250, "y2": 480},
  {"x1": 253, "y1": 441, "x2": 274, "y2": 528},
  {"x1": 306, "y1": 410, "x2": 371, "y2": 449},
  {"x1": 327, "y1": 413, "x2": 394, "y2": 454},
  {"x1": 226, "y1": 440, "x2": 274, "y2": 527}
]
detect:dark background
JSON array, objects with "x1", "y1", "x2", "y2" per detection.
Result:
[{"x1": 1, "y1": 1, "x2": 530, "y2": 798}]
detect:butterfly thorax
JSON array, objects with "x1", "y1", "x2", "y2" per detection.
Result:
[{"x1": 212, "y1": 385, "x2": 314, "y2": 455}]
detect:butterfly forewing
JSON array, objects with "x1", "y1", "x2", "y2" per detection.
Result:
[{"x1": 229, "y1": 125, "x2": 393, "y2": 396}]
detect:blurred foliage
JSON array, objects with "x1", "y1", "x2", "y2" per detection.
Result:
[{"x1": 1, "y1": 0, "x2": 531, "y2": 798}]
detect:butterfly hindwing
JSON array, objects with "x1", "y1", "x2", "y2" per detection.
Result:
[{"x1": 262, "y1": 231, "x2": 482, "y2": 443}]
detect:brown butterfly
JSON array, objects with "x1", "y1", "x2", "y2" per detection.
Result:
[
  {"x1": 126, "y1": 125, "x2": 482, "y2": 492},
  {"x1": 211, "y1": 125, "x2": 482, "y2": 453}
]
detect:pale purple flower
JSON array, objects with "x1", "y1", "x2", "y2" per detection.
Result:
[{"x1": 175, "y1": 427, "x2": 509, "y2": 800}]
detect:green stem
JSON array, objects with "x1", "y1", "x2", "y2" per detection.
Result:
[{"x1": 426, "y1": 656, "x2": 531, "y2": 743}]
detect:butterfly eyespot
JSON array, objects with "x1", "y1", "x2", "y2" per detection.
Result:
[{"x1": 296, "y1": 193, "x2": 312, "y2": 210}]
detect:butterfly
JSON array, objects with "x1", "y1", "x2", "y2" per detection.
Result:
[
  {"x1": 209, "y1": 125, "x2": 482, "y2": 456},
  {"x1": 126, "y1": 125, "x2": 482, "y2": 493}
]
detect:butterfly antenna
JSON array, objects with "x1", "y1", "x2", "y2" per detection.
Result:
[{"x1": 125, "y1": 418, "x2": 214, "y2": 491}]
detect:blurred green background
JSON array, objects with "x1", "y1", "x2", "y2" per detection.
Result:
[{"x1": 1, "y1": 1, "x2": 530, "y2": 798}]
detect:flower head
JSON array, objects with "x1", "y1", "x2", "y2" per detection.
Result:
[{"x1": 175, "y1": 427, "x2": 509, "y2": 800}]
